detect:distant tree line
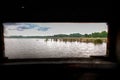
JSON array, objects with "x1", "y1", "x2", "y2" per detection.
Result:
[
  {"x1": 53, "y1": 31, "x2": 107, "y2": 38},
  {"x1": 5, "y1": 31, "x2": 107, "y2": 38}
]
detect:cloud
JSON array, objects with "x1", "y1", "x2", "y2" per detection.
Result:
[
  {"x1": 4, "y1": 23, "x2": 50, "y2": 31},
  {"x1": 8, "y1": 29, "x2": 17, "y2": 30},
  {"x1": 4, "y1": 23, "x2": 51, "y2": 31},
  {"x1": 17, "y1": 24, "x2": 37, "y2": 29},
  {"x1": 16, "y1": 23, "x2": 51, "y2": 31},
  {"x1": 17, "y1": 27, "x2": 24, "y2": 31},
  {"x1": 37, "y1": 27, "x2": 50, "y2": 31}
]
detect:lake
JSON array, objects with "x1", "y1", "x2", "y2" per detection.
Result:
[{"x1": 4, "y1": 38, "x2": 106, "y2": 59}]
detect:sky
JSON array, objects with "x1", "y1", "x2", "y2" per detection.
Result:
[{"x1": 3, "y1": 23, "x2": 108, "y2": 36}]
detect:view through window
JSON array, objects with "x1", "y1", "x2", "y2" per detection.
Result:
[{"x1": 3, "y1": 23, "x2": 108, "y2": 59}]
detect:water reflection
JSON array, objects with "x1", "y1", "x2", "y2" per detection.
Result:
[{"x1": 5, "y1": 38, "x2": 106, "y2": 59}]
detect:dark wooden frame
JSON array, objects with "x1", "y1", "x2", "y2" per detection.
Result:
[{"x1": 0, "y1": 9, "x2": 117, "y2": 63}]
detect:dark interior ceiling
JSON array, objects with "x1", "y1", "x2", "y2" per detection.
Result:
[{"x1": 0, "y1": 1, "x2": 114, "y2": 22}]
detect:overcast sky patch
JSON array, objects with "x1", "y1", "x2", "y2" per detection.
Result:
[{"x1": 3, "y1": 23, "x2": 108, "y2": 36}]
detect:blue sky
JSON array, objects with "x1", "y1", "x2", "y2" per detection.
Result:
[{"x1": 3, "y1": 23, "x2": 108, "y2": 36}]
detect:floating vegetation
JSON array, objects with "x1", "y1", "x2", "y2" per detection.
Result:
[
  {"x1": 44, "y1": 37, "x2": 107, "y2": 44},
  {"x1": 94, "y1": 39, "x2": 103, "y2": 44},
  {"x1": 45, "y1": 38, "x2": 49, "y2": 42},
  {"x1": 53, "y1": 39, "x2": 58, "y2": 42}
]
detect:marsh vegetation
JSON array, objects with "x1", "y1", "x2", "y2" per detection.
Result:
[{"x1": 45, "y1": 37, "x2": 107, "y2": 44}]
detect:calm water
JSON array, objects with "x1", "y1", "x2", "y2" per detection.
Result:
[{"x1": 4, "y1": 38, "x2": 106, "y2": 59}]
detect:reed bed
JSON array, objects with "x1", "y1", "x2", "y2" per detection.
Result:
[{"x1": 45, "y1": 37, "x2": 107, "y2": 44}]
